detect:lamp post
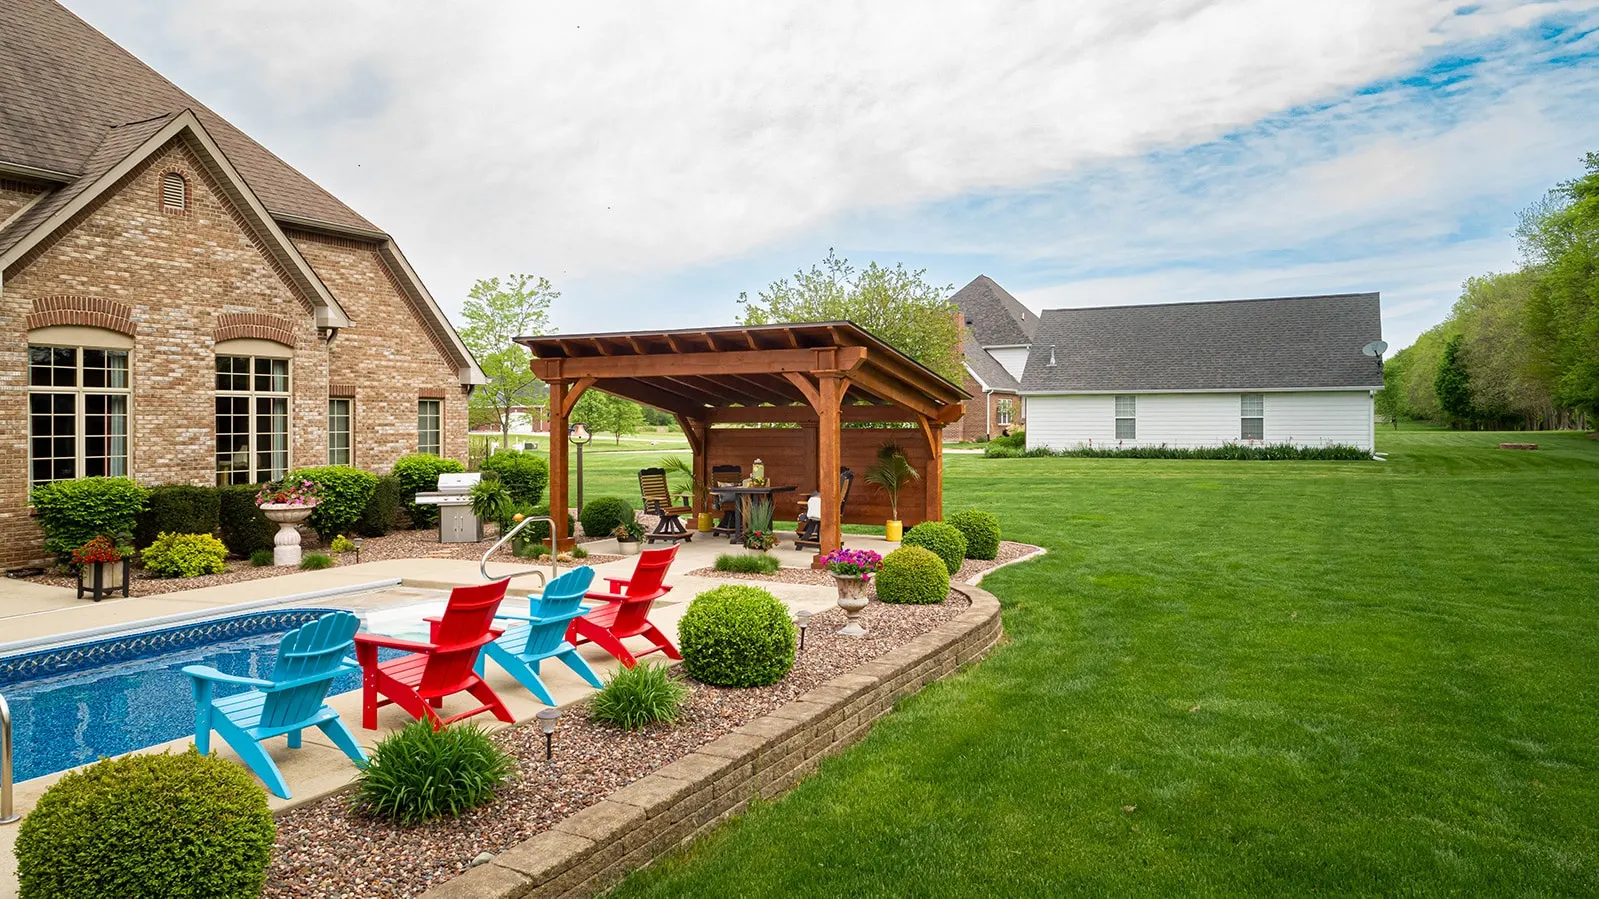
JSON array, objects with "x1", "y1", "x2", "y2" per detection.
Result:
[
  {"x1": 569, "y1": 422, "x2": 592, "y2": 520},
  {"x1": 535, "y1": 707, "x2": 562, "y2": 761}
]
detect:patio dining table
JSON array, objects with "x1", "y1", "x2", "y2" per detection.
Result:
[{"x1": 709, "y1": 485, "x2": 798, "y2": 544}]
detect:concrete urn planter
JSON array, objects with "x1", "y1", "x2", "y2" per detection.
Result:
[
  {"x1": 260, "y1": 502, "x2": 317, "y2": 567},
  {"x1": 832, "y1": 573, "x2": 870, "y2": 636}
]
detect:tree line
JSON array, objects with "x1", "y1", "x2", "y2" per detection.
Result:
[{"x1": 1379, "y1": 152, "x2": 1598, "y2": 431}]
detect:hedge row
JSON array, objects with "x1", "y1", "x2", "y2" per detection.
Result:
[{"x1": 984, "y1": 442, "x2": 1371, "y2": 461}]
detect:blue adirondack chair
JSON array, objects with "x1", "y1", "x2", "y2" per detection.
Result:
[
  {"x1": 477, "y1": 566, "x2": 605, "y2": 705},
  {"x1": 184, "y1": 611, "x2": 367, "y2": 799}
]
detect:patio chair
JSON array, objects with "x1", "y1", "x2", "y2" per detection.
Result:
[
  {"x1": 795, "y1": 467, "x2": 854, "y2": 550},
  {"x1": 639, "y1": 467, "x2": 694, "y2": 544},
  {"x1": 184, "y1": 611, "x2": 367, "y2": 799},
  {"x1": 567, "y1": 545, "x2": 682, "y2": 668},
  {"x1": 354, "y1": 579, "x2": 514, "y2": 730},
  {"x1": 710, "y1": 464, "x2": 742, "y2": 537},
  {"x1": 477, "y1": 566, "x2": 604, "y2": 705}
]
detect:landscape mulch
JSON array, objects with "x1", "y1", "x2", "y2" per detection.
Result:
[
  {"x1": 263, "y1": 593, "x2": 969, "y2": 899},
  {"x1": 686, "y1": 539, "x2": 1042, "y2": 587}
]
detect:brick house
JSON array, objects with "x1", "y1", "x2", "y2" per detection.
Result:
[
  {"x1": 0, "y1": 0, "x2": 484, "y2": 568},
  {"x1": 948, "y1": 275, "x2": 1037, "y2": 441}
]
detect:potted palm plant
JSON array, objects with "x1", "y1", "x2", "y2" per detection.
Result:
[
  {"x1": 864, "y1": 442, "x2": 919, "y2": 542},
  {"x1": 661, "y1": 454, "x2": 713, "y2": 532}
]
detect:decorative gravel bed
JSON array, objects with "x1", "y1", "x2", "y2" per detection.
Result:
[
  {"x1": 686, "y1": 540, "x2": 1042, "y2": 587},
  {"x1": 263, "y1": 593, "x2": 969, "y2": 899}
]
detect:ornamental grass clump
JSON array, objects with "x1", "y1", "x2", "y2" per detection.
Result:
[
  {"x1": 352, "y1": 720, "x2": 513, "y2": 825},
  {"x1": 714, "y1": 552, "x2": 781, "y2": 574},
  {"x1": 299, "y1": 552, "x2": 335, "y2": 570},
  {"x1": 590, "y1": 662, "x2": 689, "y2": 730},
  {"x1": 14, "y1": 748, "x2": 276, "y2": 899},
  {"x1": 679, "y1": 585, "x2": 796, "y2": 687},
  {"x1": 947, "y1": 509, "x2": 1001, "y2": 560},
  {"x1": 875, "y1": 545, "x2": 950, "y2": 605},
  {"x1": 901, "y1": 521, "x2": 967, "y2": 575}
]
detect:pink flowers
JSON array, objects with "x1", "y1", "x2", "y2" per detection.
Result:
[
  {"x1": 256, "y1": 478, "x2": 322, "y2": 507},
  {"x1": 820, "y1": 547, "x2": 883, "y2": 581}
]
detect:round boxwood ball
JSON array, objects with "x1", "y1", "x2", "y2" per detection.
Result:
[
  {"x1": 900, "y1": 521, "x2": 967, "y2": 575},
  {"x1": 875, "y1": 545, "x2": 950, "y2": 605},
  {"x1": 947, "y1": 509, "x2": 1001, "y2": 560},
  {"x1": 678, "y1": 584, "x2": 796, "y2": 687},
  {"x1": 579, "y1": 495, "x2": 635, "y2": 539},
  {"x1": 15, "y1": 748, "x2": 276, "y2": 899}
]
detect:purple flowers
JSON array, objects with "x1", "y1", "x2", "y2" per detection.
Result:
[
  {"x1": 821, "y1": 547, "x2": 883, "y2": 581},
  {"x1": 255, "y1": 478, "x2": 323, "y2": 507}
]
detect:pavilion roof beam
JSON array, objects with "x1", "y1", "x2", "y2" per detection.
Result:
[
  {"x1": 588, "y1": 379, "x2": 703, "y2": 418},
  {"x1": 529, "y1": 347, "x2": 867, "y2": 381}
]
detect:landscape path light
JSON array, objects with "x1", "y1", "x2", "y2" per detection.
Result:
[
  {"x1": 535, "y1": 707, "x2": 562, "y2": 761},
  {"x1": 353, "y1": 536, "x2": 363, "y2": 564},
  {"x1": 795, "y1": 609, "x2": 812, "y2": 652}
]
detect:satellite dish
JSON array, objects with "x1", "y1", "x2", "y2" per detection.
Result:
[{"x1": 1362, "y1": 340, "x2": 1388, "y2": 358}]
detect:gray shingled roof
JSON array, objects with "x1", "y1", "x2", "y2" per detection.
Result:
[
  {"x1": 962, "y1": 334, "x2": 1020, "y2": 392},
  {"x1": 0, "y1": 0, "x2": 374, "y2": 231},
  {"x1": 1020, "y1": 293, "x2": 1383, "y2": 392},
  {"x1": 952, "y1": 275, "x2": 1039, "y2": 347}
]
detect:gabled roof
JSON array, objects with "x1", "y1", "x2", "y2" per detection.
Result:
[
  {"x1": 952, "y1": 275, "x2": 1039, "y2": 347},
  {"x1": 0, "y1": 0, "x2": 373, "y2": 231},
  {"x1": 1021, "y1": 293, "x2": 1383, "y2": 393},
  {"x1": 962, "y1": 334, "x2": 1020, "y2": 392}
]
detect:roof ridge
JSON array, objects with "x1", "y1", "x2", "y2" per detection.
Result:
[{"x1": 1039, "y1": 292, "x2": 1381, "y2": 315}]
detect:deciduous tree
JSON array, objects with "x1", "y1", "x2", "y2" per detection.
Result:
[{"x1": 459, "y1": 275, "x2": 557, "y2": 444}]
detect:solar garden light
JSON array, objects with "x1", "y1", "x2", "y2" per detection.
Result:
[
  {"x1": 353, "y1": 536, "x2": 363, "y2": 564},
  {"x1": 795, "y1": 610, "x2": 812, "y2": 652},
  {"x1": 535, "y1": 707, "x2": 562, "y2": 760}
]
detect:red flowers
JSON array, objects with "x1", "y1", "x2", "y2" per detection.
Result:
[{"x1": 72, "y1": 535, "x2": 124, "y2": 566}]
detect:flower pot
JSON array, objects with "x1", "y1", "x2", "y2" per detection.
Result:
[
  {"x1": 885, "y1": 520, "x2": 903, "y2": 542},
  {"x1": 832, "y1": 573, "x2": 870, "y2": 636},
  {"x1": 77, "y1": 559, "x2": 128, "y2": 602},
  {"x1": 696, "y1": 512, "x2": 714, "y2": 532},
  {"x1": 616, "y1": 539, "x2": 642, "y2": 556},
  {"x1": 260, "y1": 502, "x2": 317, "y2": 567}
]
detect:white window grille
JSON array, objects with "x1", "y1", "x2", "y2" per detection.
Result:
[
  {"x1": 328, "y1": 398, "x2": 352, "y2": 465},
  {"x1": 1241, "y1": 393, "x2": 1264, "y2": 441},
  {"x1": 1114, "y1": 395, "x2": 1136, "y2": 440},
  {"x1": 28, "y1": 345, "x2": 131, "y2": 486},
  {"x1": 216, "y1": 355, "x2": 290, "y2": 484},
  {"x1": 418, "y1": 400, "x2": 442, "y2": 455}
]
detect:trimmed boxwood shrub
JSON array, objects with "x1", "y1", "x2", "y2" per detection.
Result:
[
  {"x1": 217, "y1": 485, "x2": 275, "y2": 556},
  {"x1": 29, "y1": 476, "x2": 147, "y2": 562},
  {"x1": 359, "y1": 474, "x2": 402, "y2": 537},
  {"x1": 14, "y1": 748, "x2": 276, "y2": 899},
  {"x1": 142, "y1": 532, "x2": 228, "y2": 578},
  {"x1": 478, "y1": 449, "x2": 548, "y2": 505},
  {"x1": 352, "y1": 720, "x2": 513, "y2": 825},
  {"x1": 947, "y1": 509, "x2": 1001, "y2": 560},
  {"x1": 392, "y1": 453, "x2": 465, "y2": 528},
  {"x1": 678, "y1": 584, "x2": 796, "y2": 687},
  {"x1": 289, "y1": 465, "x2": 377, "y2": 541},
  {"x1": 134, "y1": 485, "x2": 220, "y2": 549},
  {"x1": 875, "y1": 545, "x2": 950, "y2": 605},
  {"x1": 579, "y1": 495, "x2": 634, "y2": 539},
  {"x1": 901, "y1": 520, "x2": 967, "y2": 575},
  {"x1": 518, "y1": 503, "x2": 575, "y2": 545}
]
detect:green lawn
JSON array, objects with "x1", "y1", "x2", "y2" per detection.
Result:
[{"x1": 611, "y1": 428, "x2": 1599, "y2": 896}]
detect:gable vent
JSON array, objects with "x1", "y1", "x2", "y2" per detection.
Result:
[{"x1": 161, "y1": 172, "x2": 187, "y2": 211}]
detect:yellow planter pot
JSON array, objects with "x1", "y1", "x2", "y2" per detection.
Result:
[
  {"x1": 885, "y1": 520, "x2": 903, "y2": 542},
  {"x1": 697, "y1": 512, "x2": 714, "y2": 532}
]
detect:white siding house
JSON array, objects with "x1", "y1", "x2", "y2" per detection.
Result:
[{"x1": 1020, "y1": 293, "x2": 1384, "y2": 453}]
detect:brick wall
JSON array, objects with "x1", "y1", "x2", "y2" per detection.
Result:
[
  {"x1": 0, "y1": 137, "x2": 467, "y2": 568},
  {"x1": 946, "y1": 373, "x2": 1022, "y2": 443},
  {"x1": 0, "y1": 179, "x2": 44, "y2": 223}
]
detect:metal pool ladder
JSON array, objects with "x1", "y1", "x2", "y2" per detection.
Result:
[
  {"x1": 479, "y1": 515, "x2": 557, "y2": 587},
  {"x1": 2, "y1": 691, "x2": 18, "y2": 824}
]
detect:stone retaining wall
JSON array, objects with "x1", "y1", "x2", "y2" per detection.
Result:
[{"x1": 427, "y1": 583, "x2": 1004, "y2": 899}]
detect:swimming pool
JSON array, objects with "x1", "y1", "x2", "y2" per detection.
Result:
[{"x1": 0, "y1": 609, "x2": 403, "y2": 783}]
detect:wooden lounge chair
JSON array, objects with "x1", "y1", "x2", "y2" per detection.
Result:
[
  {"x1": 639, "y1": 467, "x2": 694, "y2": 544},
  {"x1": 566, "y1": 545, "x2": 682, "y2": 668},
  {"x1": 710, "y1": 464, "x2": 742, "y2": 537},
  {"x1": 184, "y1": 611, "x2": 367, "y2": 799},
  {"x1": 478, "y1": 566, "x2": 604, "y2": 706},
  {"x1": 796, "y1": 467, "x2": 854, "y2": 550},
  {"x1": 354, "y1": 579, "x2": 514, "y2": 730}
]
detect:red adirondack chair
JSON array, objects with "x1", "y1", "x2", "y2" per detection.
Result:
[
  {"x1": 567, "y1": 545, "x2": 682, "y2": 668},
  {"x1": 354, "y1": 579, "x2": 514, "y2": 730}
]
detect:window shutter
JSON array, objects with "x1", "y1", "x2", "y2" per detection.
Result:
[{"x1": 161, "y1": 173, "x2": 187, "y2": 211}]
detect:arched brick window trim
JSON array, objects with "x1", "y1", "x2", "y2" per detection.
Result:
[
  {"x1": 159, "y1": 169, "x2": 190, "y2": 214},
  {"x1": 214, "y1": 312, "x2": 298, "y2": 347},
  {"x1": 25, "y1": 296, "x2": 136, "y2": 336}
]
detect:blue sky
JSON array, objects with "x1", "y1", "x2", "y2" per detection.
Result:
[{"x1": 67, "y1": 0, "x2": 1599, "y2": 350}]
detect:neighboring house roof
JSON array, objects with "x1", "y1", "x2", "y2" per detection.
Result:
[
  {"x1": 962, "y1": 334, "x2": 1020, "y2": 392},
  {"x1": 1020, "y1": 293, "x2": 1383, "y2": 393},
  {"x1": 952, "y1": 275, "x2": 1040, "y2": 347}
]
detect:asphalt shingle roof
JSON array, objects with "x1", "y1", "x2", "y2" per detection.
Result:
[
  {"x1": 1020, "y1": 293, "x2": 1383, "y2": 393},
  {"x1": 962, "y1": 334, "x2": 1020, "y2": 392},
  {"x1": 0, "y1": 0, "x2": 375, "y2": 231},
  {"x1": 952, "y1": 275, "x2": 1039, "y2": 347}
]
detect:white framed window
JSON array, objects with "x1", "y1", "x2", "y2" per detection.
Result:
[
  {"x1": 1241, "y1": 393, "x2": 1264, "y2": 441},
  {"x1": 216, "y1": 355, "x2": 290, "y2": 485},
  {"x1": 328, "y1": 398, "x2": 352, "y2": 465},
  {"x1": 161, "y1": 172, "x2": 188, "y2": 212},
  {"x1": 996, "y1": 398, "x2": 1014, "y2": 427},
  {"x1": 418, "y1": 399, "x2": 442, "y2": 455},
  {"x1": 28, "y1": 345, "x2": 131, "y2": 487},
  {"x1": 1114, "y1": 395, "x2": 1136, "y2": 440}
]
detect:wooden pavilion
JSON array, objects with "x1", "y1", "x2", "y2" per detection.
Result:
[{"x1": 516, "y1": 322, "x2": 967, "y2": 560}]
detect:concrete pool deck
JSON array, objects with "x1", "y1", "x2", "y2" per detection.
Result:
[{"x1": 0, "y1": 536, "x2": 889, "y2": 898}]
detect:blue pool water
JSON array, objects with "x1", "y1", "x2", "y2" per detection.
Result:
[{"x1": 0, "y1": 609, "x2": 404, "y2": 783}]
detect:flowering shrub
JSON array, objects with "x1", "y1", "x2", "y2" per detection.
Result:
[
  {"x1": 820, "y1": 547, "x2": 883, "y2": 580},
  {"x1": 612, "y1": 520, "x2": 645, "y2": 542},
  {"x1": 255, "y1": 478, "x2": 322, "y2": 507},
  {"x1": 743, "y1": 529, "x2": 778, "y2": 552},
  {"x1": 71, "y1": 535, "x2": 129, "y2": 567}
]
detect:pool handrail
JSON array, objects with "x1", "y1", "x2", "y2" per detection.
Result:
[
  {"x1": 480, "y1": 515, "x2": 556, "y2": 587},
  {"x1": 2, "y1": 690, "x2": 18, "y2": 824}
]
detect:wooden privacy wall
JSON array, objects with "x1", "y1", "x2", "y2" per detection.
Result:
[{"x1": 705, "y1": 426, "x2": 934, "y2": 525}]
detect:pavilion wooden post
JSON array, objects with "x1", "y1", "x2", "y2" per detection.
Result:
[
  {"x1": 815, "y1": 373, "x2": 845, "y2": 562},
  {"x1": 918, "y1": 416, "x2": 945, "y2": 522},
  {"x1": 676, "y1": 414, "x2": 710, "y2": 520},
  {"x1": 543, "y1": 375, "x2": 594, "y2": 550}
]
